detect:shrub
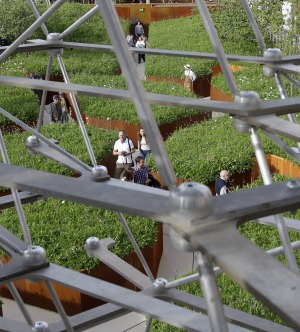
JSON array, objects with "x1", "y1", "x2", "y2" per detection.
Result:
[
  {"x1": 148, "y1": 115, "x2": 296, "y2": 184},
  {"x1": 211, "y1": 64, "x2": 286, "y2": 99},
  {"x1": 146, "y1": 15, "x2": 265, "y2": 80},
  {"x1": 0, "y1": 198, "x2": 158, "y2": 272},
  {"x1": 1, "y1": 123, "x2": 116, "y2": 178},
  {"x1": 73, "y1": 75, "x2": 206, "y2": 125}
]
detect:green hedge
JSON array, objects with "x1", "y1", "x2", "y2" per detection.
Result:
[
  {"x1": 0, "y1": 123, "x2": 158, "y2": 271},
  {"x1": 0, "y1": 85, "x2": 39, "y2": 126},
  {"x1": 148, "y1": 115, "x2": 295, "y2": 184},
  {"x1": 146, "y1": 15, "x2": 264, "y2": 80},
  {"x1": 0, "y1": 199, "x2": 158, "y2": 272},
  {"x1": 72, "y1": 73, "x2": 205, "y2": 125},
  {"x1": 0, "y1": 2, "x2": 128, "y2": 45},
  {"x1": 1, "y1": 123, "x2": 116, "y2": 177},
  {"x1": 211, "y1": 64, "x2": 285, "y2": 99}
]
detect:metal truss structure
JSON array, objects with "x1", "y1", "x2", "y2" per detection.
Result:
[{"x1": 0, "y1": 0, "x2": 300, "y2": 331}]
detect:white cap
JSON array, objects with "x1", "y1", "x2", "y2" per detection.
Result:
[{"x1": 184, "y1": 64, "x2": 190, "y2": 69}]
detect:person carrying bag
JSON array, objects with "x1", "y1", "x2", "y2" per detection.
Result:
[{"x1": 113, "y1": 130, "x2": 135, "y2": 179}]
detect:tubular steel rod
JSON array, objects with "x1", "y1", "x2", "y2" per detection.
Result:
[
  {"x1": 240, "y1": 0, "x2": 266, "y2": 51},
  {"x1": 6, "y1": 284, "x2": 34, "y2": 326},
  {"x1": 250, "y1": 128, "x2": 299, "y2": 273},
  {"x1": 196, "y1": 251, "x2": 229, "y2": 332},
  {"x1": 0, "y1": 129, "x2": 32, "y2": 247},
  {"x1": 195, "y1": 0, "x2": 238, "y2": 95},
  {"x1": 45, "y1": 280, "x2": 75, "y2": 332},
  {"x1": 0, "y1": 107, "x2": 91, "y2": 172},
  {"x1": 56, "y1": 53, "x2": 97, "y2": 167},
  {"x1": 262, "y1": 130, "x2": 300, "y2": 164},
  {"x1": 145, "y1": 317, "x2": 152, "y2": 332},
  {"x1": 60, "y1": 5, "x2": 99, "y2": 40},
  {"x1": 37, "y1": 55, "x2": 54, "y2": 132},
  {"x1": 117, "y1": 213, "x2": 155, "y2": 281},
  {"x1": 95, "y1": 0, "x2": 177, "y2": 190},
  {"x1": 166, "y1": 240, "x2": 300, "y2": 290},
  {"x1": 0, "y1": 233, "x2": 24, "y2": 255},
  {"x1": 0, "y1": 0, "x2": 68, "y2": 63},
  {"x1": 2, "y1": 257, "x2": 34, "y2": 326},
  {"x1": 275, "y1": 72, "x2": 300, "y2": 152},
  {"x1": 28, "y1": 0, "x2": 49, "y2": 37}
]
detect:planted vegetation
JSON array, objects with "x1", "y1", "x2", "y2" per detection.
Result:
[{"x1": 148, "y1": 115, "x2": 298, "y2": 184}]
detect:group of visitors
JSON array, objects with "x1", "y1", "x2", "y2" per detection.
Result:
[
  {"x1": 126, "y1": 20, "x2": 148, "y2": 64},
  {"x1": 48, "y1": 92, "x2": 71, "y2": 123},
  {"x1": 112, "y1": 130, "x2": 232, "y2": 194},
  {"x1": 113, "y1": 129, "x2": 160, "y2": 188}
]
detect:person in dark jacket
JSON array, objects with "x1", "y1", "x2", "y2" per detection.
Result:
[{"x1": 215, "y1": 170, "x2": 230, "y2": 195}]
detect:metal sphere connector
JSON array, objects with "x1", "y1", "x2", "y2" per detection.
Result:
[
  {"x1": 170, "y1": 227, "x2": 194, "y2": 252},
  {"x1": 153, "y1": 278, "x2": 167, "y2": 293},
  {"x1": 32, "y1": 321, "x2": 49, "y2": 332},
  {"x1": 263, "y1": 66, "x2": 276, "y2": 78},
  {"x1": 86, "y1": 237, "x2": 100, "y2": 249},
  {"x1": 23, "y1": 246, "x2": 46, "y2": 267},
  {"x1": 46, "y1": 33, "x2": 61, "y2": 42},
  {"x1": 91, "y1": 165, "x2": 108, "y2": 181},
  {"x1": 26, "y1": 135, "x2": 40, "y2": 147},
  {"x1": 262, "y1": 49, "x2": 282, "y2": 78},
  {"x1": 234, "y1": 91, "x2": 260, "y2": 111},
  {"x1": 263, "y1": 48, "x2": 282, "y2": 61},
  {"x1": 170, "y1": 182, "x2": 213, "y2": 222},
  {"x1": 233, "y1": 118, "x2": 251, "y2": 133}
]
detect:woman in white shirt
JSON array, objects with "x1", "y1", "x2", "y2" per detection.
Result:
[
  {"x1": 136, "y1": 37, "x2": 145, "y2": 63},
  {"x1": 137, "y1": 128, "x2": 151, "y2": 161}
]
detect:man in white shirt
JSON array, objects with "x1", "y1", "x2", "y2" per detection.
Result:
[
  {"x1": 183, "y1": 64, "x2": 196, "y2": 92},
  {"x1": 113, "y1": 130, "x2": 135, "y2": 179}
]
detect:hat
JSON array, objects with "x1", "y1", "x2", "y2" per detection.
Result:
[
  {"x1": 53, "y1": 95, "x2": 59, "y2": 100},
  {"x1": 184, "y1": 64, "x2": 190, "y2": 69}
]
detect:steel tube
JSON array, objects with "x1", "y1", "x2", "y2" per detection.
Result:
[
  {"x1": 0, "y1": 107, "x2": 91, "y2": 172},
  {"x1": 37, "y1": 55, "x2": 53, "y2": 132},
  {"x1": 95, "y1": 0, "x2": 177, "y2": 190},
  {"x1": 117, "y1": 213, "x2": 154, "y2": 281},
  {"x1": 195, "y1": 0, "x2": 238, "y2": 95},
  {"x1": 0, "y1": 0, "x2": 68, "y2": 62},
  {"x1": 250, "y1": 128, "x2": 299, "y2": 273},
  {"x1": 240, "y1": 0, "x2": 266, "y2": 51},
  {"x1": 45, "y1": 280, "x2": 75, "y2": 332},
  {"x1": 275, "y1": 73, "x2": 300, "y2": 151},
  {"x1": 57, "y1": 54, "x2": 97, "y2": 167},
  {"x1": 0, "y1": 129, "x2": 32, "y2": 247},
  {"x1": 60, "y1": 5, "x2": 99, "y2": 40},
  {"x1": 196, "y1": 251, "x2": 229, "y2": 332},
  {"x1": 28, "y1": 0, "x2": 49, "y2": 37}
]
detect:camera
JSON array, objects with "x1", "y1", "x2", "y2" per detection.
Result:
[{"x1": 122, "y1": 151, "x2": 127, "y2": 156}]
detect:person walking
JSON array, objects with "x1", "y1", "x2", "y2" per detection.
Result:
[
  {"x1": 29, "y1": 71, "x2": 43, "y2": 104},
  {"x1": 136, "y1": 36, "x2": 146, "y2": 63},
  {"x1": 215, "y1": 170, "x2": 231, "y2": 195},
  {"x1": 58, "y1": 92, "x2": 71, "y2": 123},
  {"x1": 132, "y1": 156, "x2": 151, "y2": 185},
  {"x1": 49, "y1": 95, "x2": 63, "y2": 123},
  {"x1": 135, "y1": 20, "x2": 144, "y2": 38},
  {"x1": 182, "y1": 64, "x2": 196, "y2": 92},
  {"x1": 137, "y1": 128, "x2": 151, "y2": 161},
  {"x1": 113, "y1": 130, "x2": 135, "y2": 179}
]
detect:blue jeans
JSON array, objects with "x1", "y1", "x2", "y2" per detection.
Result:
[{"x1": 140, "y1": 149, "x2": 151, "y2": 161}]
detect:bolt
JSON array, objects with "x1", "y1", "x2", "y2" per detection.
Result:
[
  {"x1": 287, "y1": 180, "x2": 300, "y2": 189},
  {"x1": 85, "y1": 237, "x2": 100, "y2": 249}
]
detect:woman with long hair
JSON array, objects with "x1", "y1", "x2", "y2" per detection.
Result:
[{"x1": 137, "y1": 128, "x2": 151, "y2": 161}]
